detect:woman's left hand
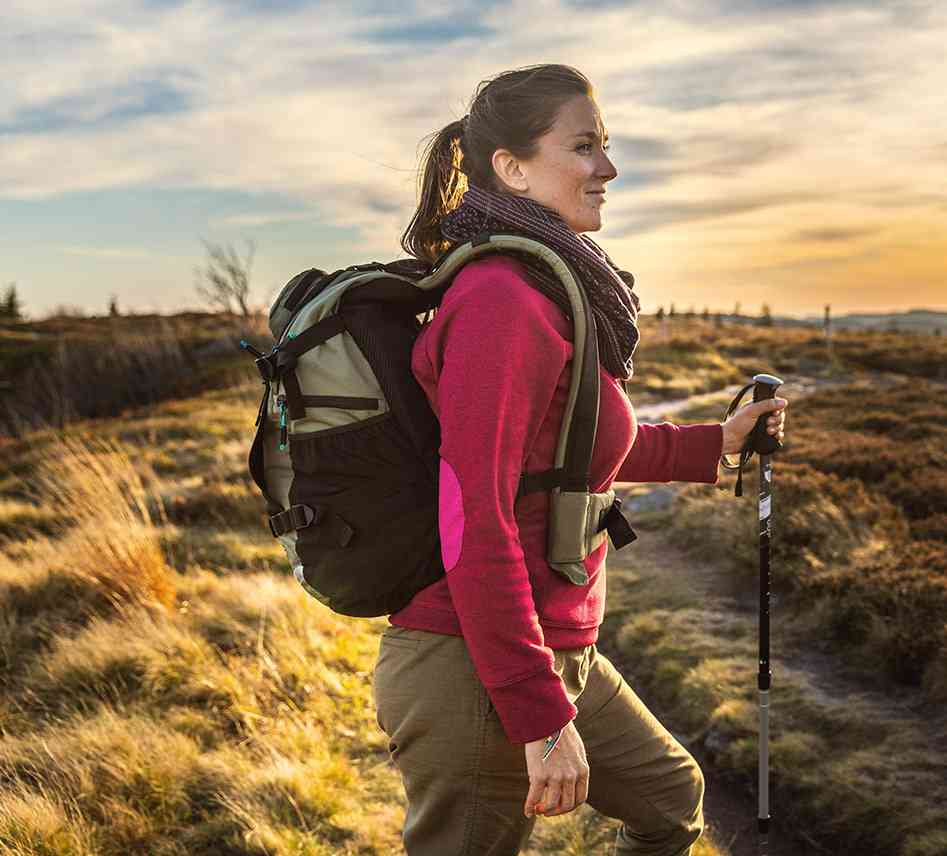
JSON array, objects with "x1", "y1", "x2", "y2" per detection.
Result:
[{"x1": 721, "y1": 397, "x2": 788, "y2": 457}]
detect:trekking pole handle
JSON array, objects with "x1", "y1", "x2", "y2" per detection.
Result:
[{"x1": 750, "y1": 373, "x2": 784, "y2": 456}]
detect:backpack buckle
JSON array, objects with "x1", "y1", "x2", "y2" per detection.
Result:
[
  {"x1": 255, "y1": 354, "x2": 278, "y2": 382},
  {"x1": 600, "y1": 496, "x2": 638, "y2": 549},
  {"x1": 268, "y1": 504, "x2": 319, "y2": 537}
]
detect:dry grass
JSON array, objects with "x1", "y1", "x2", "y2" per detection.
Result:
[
  {"x1": 2, "y1": 317, "x2": 942, "y2": 854},
  {"x1": 0, "y1": 310, "x2": 271, "y2": 438},
  {"x1": 24, "y1": 432, "x2": 176, "y2": 611},
  {"x1": 0, "y1": 415, "x2": 412, "y2": 855},
  {"x1": 626, "y1": 334, "x2": 745, "y2": 402}
]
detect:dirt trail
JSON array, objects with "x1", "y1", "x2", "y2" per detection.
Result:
[
  {"x1": 633, "y1": 371, "x2": 875, "y2": 424},
  {"x1": 599, "y1": 520, "x2": 825, "y2": 856}
]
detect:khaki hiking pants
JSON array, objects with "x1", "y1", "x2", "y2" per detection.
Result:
[{"x1": 372, "y1": 625, "x2": 705, "y2": 856}]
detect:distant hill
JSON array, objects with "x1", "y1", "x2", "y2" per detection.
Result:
[
  {"x1": 798, "y1": 308, "x2": 947, "y2": 333},
  {"x1": 673, "y1": 308, "x2": 947, "y2": 333}
]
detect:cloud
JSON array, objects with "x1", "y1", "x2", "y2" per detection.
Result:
[
  {"x1": 846, "y1": 187, "x2": 947, "y2": 210},
  {"x1": 608, "y1": 42, "x2": 882, "y2": 113},
  {"x1": 609, "y1": 191, "x2": 820, "y2": 236},
  {"x1": 56, "y1": 244, "x2": 156, "y2": 259},
  {"x1": 564, "y1": 0, "x2": 913, "y2": 17},
  {"x1": 610, "y1": 135, "x2": 676, "y2": 161},
  {"x1": 739, "y1": 245, "x2": 884, "y2": 274},
  {"x1": 791, "y1": 226, "x2": 881, "y2": 242},
  {"x1": 0, "y1": 79, "x2": 190, "y2": 135},
  {"x1": 210, "y1": 211, "x2": 318, "y2": 228},
  {"x1": 358, "y1": 17, "x2": 495, "y2": 44}
]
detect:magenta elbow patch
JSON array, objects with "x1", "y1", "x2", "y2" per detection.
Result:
[{"x1": 438, "y1": 458, "x2": 465, "y2": 572}]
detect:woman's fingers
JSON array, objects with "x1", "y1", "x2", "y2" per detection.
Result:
[
  {"x1": 766, "y1": 399, "x2": 788, "y2": 435},
  {"x1": 524, "y1": 776, "x2": 547, "y2": 817},
  {"x1": 576, "y1": 769, "x2": 590, "y2": 806},
  {"x1": 543, "y1": 777, "x2": 577, "y2": 817},
  {"x1": 766, "y1": 409, "x2": 787, "y2": 436},
  {"x1": 539, "y1": 778, "x2": 563, "y2": 817}
]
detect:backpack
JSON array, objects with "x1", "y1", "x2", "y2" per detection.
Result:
[{"x1": 241, "y1": 232, "x2": 638, "y2": 617}]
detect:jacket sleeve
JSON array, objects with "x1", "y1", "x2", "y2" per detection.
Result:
[
  {"x1": 616, "y1": 421, "x2": 723, "y2": 484},
  {"x1": 427, "y1": 270, "x2": 577, "y2": 744}
]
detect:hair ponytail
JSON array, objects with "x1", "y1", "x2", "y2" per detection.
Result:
[{"x1": 399, "y1": 118, "x2": 467, "y2": 265}]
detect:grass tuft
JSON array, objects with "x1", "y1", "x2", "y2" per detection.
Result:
[{"x1": 26, "y1": 432, "x2": 176, "y2": 611}]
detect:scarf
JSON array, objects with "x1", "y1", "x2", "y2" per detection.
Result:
[{"x1": 440, "y1": 184, "x2": 640, "y2": 381}]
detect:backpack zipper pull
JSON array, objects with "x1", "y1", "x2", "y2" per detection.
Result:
[{"x1": 277, "y1": 394, "x2": 288, "y2": 451}]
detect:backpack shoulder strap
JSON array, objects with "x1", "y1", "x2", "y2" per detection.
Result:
[{"x1": 420, "y1": 233, "x2": 599, "y2": 498}]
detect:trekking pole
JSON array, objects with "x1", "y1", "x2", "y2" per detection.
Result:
[{"x1": 720, "y1": 372, "x2": 784, "y2": 856}]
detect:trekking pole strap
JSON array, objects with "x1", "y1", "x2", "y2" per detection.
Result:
[
  {"x1": 720, "y1": 381, "x2": 755, "y2": 496},
  {"x1": 719, "y1": 374, "x2": 784, "y2": 497}
]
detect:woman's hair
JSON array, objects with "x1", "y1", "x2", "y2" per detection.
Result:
[{"x1": 400, "y1": 63, "x2": 594, "y2": 265}]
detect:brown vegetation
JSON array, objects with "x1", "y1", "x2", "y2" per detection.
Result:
[
  {"x1": 668, "y1": 378, "x2": 947, "y2": 697},
  {"x1": 0, "y1": 422, "x2": 406, "y2": 854},
  {"x1": 0, "y1": 312, "x2": 272, "y2": 437},
  {"x1": 627, "y1": 316, "x2": 947, "y2": 405},
  {"x1": 1, "y1": 308, "x2": 943, "y2": 854}
]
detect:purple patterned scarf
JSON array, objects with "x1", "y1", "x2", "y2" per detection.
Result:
[{"x1": 440, "y1": 183, "x2": 640, "y2": 380}]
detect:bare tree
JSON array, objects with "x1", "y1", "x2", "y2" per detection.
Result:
[{"x1": 194, "y1": 238, "x2": 255, "y2": 317}]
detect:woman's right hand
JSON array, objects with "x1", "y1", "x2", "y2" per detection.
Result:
[{"x1": 523, "y1": 719, "x2": 589, "y2": 817}]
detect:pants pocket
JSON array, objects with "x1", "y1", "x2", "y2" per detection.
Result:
[
  {"x1": 378, "y1": 625, "x2": 423, "y2": 650},
  {"x1": 373, "y1": 629, "x2": 428, "y2": 737}
]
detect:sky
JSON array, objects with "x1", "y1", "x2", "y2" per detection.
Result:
[{"x1": 2, "y1": 0, "x2": 945, "y2": 320}]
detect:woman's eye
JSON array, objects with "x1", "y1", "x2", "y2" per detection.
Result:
[{"x1": 577, "y1": 143, "x2": 610, "y2": 153}]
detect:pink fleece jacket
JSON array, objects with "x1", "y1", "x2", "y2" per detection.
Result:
[{"x1": 389, "y1": 255, "x2": 723, "y2": 744}]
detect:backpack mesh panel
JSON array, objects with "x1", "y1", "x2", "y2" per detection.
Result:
[{"x1": 339, "y1": 278, "x2": 445, "y2": 483}]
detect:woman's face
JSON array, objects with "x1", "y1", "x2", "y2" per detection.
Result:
[{"x1": 492, "y1": 94, "x2": 617, "y2": 234}]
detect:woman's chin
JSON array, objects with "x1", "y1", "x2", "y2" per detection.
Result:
[{"x1": 568, "y1": 213, "x2": 603, "y2": 234}]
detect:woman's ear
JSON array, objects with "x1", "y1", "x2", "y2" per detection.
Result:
[{"x1": 491, "y1": 148, "x2": 528, "y2": 194}]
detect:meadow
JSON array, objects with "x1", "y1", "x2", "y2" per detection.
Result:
[
  {"x1": 0, "y1": 312, "x2": 263, "y2": 437},
  {"x1": 607, "y1": 318, "x2": 947, "y2": 855},
  {"x1": 0, "y1": 311, "x2": 944, "y2": 854}
]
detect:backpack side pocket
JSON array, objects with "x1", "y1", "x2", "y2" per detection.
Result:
[{"x1": 289, "y1": 412, "x2": 443, "y2": 616}]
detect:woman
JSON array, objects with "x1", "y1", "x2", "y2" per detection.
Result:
[{"x1": 372, "y1": 63, "x2": 788, "y2": 856}]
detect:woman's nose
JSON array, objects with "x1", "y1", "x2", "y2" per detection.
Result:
[{"x1": 599, "y1": 151, "x2": 618, "y2": 182}]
